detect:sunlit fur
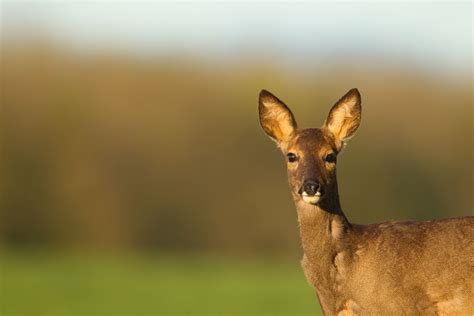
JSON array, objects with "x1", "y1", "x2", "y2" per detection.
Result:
[{"x1": 259, "y1": 89, "x2": 474, "y2": 315}]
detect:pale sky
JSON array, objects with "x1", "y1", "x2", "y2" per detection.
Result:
[{"x1": 2, "y1": 2, "x2": 472, "y2": 76}]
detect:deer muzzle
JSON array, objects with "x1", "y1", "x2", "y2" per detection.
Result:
[{"x1": 299, "y1": 180, "x2": 323, "y2": 204}]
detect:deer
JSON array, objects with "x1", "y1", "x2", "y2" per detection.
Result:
[{"x1": 258, "y1": 88, "x2": 474, "y2": 315}]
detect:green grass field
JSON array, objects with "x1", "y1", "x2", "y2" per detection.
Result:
[{"x1": 1, "y1": 250, "x2": 323, "y2": 316}]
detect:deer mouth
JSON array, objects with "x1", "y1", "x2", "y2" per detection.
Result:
[{"x1": 301, "y1": 191, "x2": 322, "y2": 204}]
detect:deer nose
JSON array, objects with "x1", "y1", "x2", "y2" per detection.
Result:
[{"x1": 301, "y1": 180, "x2": 320, "y2": 196}]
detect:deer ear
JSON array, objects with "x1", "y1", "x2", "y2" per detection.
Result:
[
  {"x1": 324, "y1": 88, "x2": 362, "y2": 149},
  {"x1": 259, "y1": 90, "x2": 297, "y2": 143}
]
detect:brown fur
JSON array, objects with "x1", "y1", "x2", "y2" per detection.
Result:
[{"x1": 258, "y1": 89, "x2": 474, "y2": 315}]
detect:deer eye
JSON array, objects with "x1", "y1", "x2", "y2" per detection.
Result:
[
  {"x1": 287, "y1": 153, "x2": 298, "y2": 163},
  {"x1": 325, "y1": 153, "x2": 337, "y2": 163}
]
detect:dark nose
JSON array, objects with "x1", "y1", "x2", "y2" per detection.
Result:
[{"x1": 301, "y1": 180, "x2": 320, "y2": 196}]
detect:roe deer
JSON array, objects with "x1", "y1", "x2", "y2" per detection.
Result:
[{"x1": 258, "y1": 88, "x2": 473, "y2": 315}]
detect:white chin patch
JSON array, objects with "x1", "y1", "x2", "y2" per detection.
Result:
[{"x1": 302, "y1": 192, "x2": 321, "y2": 204}]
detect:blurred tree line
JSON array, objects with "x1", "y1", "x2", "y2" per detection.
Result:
[{"x1": 1, "y1": 42, "x2": 472, "y2": 256}]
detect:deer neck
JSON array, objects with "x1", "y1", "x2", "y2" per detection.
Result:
[
  {"x1": 296, "y1": 198, "x2": 351, "y2": 266},
  {"x1": 294, "y1": 191, "x2": 353, "y2": 307}
]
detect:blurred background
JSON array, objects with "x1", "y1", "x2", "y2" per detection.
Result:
[{"x1": 1, "y1": 2, "x2": 472, "y2": 315}]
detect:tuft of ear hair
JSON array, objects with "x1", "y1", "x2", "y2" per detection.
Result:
[
  {"x1": 324, "y1": 88, "x2": 362, "y2": 150},
  {"x1": 259, "y1": 89, "x2": 297, "y2": 144}
]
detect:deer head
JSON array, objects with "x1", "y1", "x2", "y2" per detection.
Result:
[{"x1": 258, "y1": 89, "x2": 362, "y2": 210}]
